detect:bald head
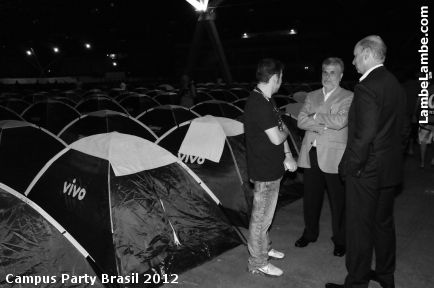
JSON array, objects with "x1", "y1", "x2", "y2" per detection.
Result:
[
  {"x1": 352, "y1": 35, "x2": 387, "y2": 74},
  {"x1": 356, "y1": 35, "x2": 387, "y2": 63}
]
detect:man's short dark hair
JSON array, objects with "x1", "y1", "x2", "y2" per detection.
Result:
[
  {"x1": 256, "y1": 58, "x2": 284, "y2": 83},
  {"x1": 322, "y1": 57, "x2": 345, "y2": 73}
]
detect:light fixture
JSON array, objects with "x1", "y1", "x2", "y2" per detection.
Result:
[
  {"x1": 85, "y1": 43, "x2": 91, "y2": 49},
  {"x1": 26, "y1": 50, "x2": 32, "y2": 56},
  {"x1": 304, "y1": 66, "x2": 309, "y2": 70},
  {"x1": 109, "y1": 53, "x2": 116, "y2": 59},
  {"x1": 289, "y1": 28, "x2": 297, "y2": 35},
  {"x1": 53, "y1": 47, "x2": 60, "y2": 53},
  {"x1": 242, "y1": 32, "x2": 249, "y2": 39},
  {"x1": 185, "y1": 0, "x2": 208, "y2": 12},
  {"x1": 112, "y1": 61, "x2": 117, "y2": 67}
]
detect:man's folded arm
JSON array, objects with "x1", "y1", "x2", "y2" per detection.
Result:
[
  {"x1": 297, "y1": 95, "x2": 323, "y2": 133},
  {"x1": 314, "y1": 95, "x2": 353, "y2": 130}
]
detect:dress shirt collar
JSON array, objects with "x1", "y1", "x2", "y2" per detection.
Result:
[
  {"x1": 359, "y1": 64, "x2": 383, "y2": 82},
  {"x1": 322, "y1": 86, "x2": 338, "y2": 102}
]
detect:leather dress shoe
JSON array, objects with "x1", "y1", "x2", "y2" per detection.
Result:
[
  {"x1": 325, "y1": 283, "x2": 344, "y2": 288},
  {"x1": 333, "y1": 244, "x2": 346, "y2": 257},
  {"x1": 294, "y1": 236, "x2": 316, "y2": 248}
]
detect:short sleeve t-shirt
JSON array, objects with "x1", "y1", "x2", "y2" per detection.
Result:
[{"x1": 244, "y1": 90, "x2": 285, "y2": 181}]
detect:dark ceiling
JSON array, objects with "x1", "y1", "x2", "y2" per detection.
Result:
[{"x1": 0, "y1": 0, "x2": 427, "y2": 80}]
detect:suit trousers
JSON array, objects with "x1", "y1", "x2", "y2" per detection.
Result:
[
  {"x1": 344, "y1": 173, "x2": 396, "y2": 288},
  {"x1": 302, "y1": 147, "x2": 345, "y2": 245}
]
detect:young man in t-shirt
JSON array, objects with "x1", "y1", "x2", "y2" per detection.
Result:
[{"x1": 244, "y1": 58, "x2": 297, "y2": 277}]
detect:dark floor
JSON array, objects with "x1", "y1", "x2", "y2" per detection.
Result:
[{"x1": 163, "y1": 154, "x2": 434, "y2": 288}]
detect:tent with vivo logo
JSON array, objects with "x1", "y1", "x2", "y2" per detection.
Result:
[
  {"x1": 0, "y1": 183, "x2": 104, "y2": 288},
  {"x1": 23, "y1": 132, "x2": 241, "y2": 284},
  {"x1": 0, "y1": 120, "x2": 67, "y2": 193},
  {"x1": 156, "y1": 116, "x2": 253, "y2": 227}
]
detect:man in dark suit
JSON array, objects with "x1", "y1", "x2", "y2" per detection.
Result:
[{"x1": 326, "y1": 35, "x2": 409, "y2": 288}]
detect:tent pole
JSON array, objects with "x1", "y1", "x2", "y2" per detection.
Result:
[
  {"x1": 218, "y1": 204, "x2": 248, "y2": 245},
  {"x1": 287, "y1": 130, "x2": 300, "y2": 156}
]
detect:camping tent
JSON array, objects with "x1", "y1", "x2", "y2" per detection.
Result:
[
  {"x1": 24, "y1": 132, "x2": 242, "y2": 279},
  {"x1": 58, "y1": 110, "x2": 157, "y2": 144},
  {"x1": 22, "y1": 92, "x2": 50, "y2": 104},
  {"x1": 156, "y1": 116, "x2": 252, "y2": 227},
  {"x1": 21, "y1": 100, "x2": 81, "y2": 134},
  {"x1": 152, "y1": 92, "x2": 179, "y2": 106},
  {"x1": 229, "y1": 88, "x2": 250, "y2": 99},
  {"x1": 191, "y1": 100, "x2": 243, "y2": 119},
  {"x1": 0, "y1": 105, "x2": 24, "y2": 121},
  {"x1": 283, "y1": 102, "x2": 305, "y2": 120},
  {"x1": 0, "y1": 183, "x2": 104, "y2": 288},
  {"x1": 0, "y1": 120, "x2": 67, "y2": 193},
  {"x1": 232, "y1": 98, "x2": 247, "y2": 111},
  {"x1": 281, "y1": 114, "x2": 303, "y2": 156},
  {"x1": 52, "y1": 96, "x2": 77, "y2": 107},
  {"x1": 119, "y1": 94, "x2": 160, "y2": 117},
  {"x1": 207, "y1": 89, "x2": 238, "y2": 102},
  {"x1": 136, "y1": 105, "x2": 200, "y2": 137},
  {"x1": 0, "y1": 106, "x2": 24, "y2": 120},
  {"x1": 292, "y1": 91, "x2": 308, "y2": 103},
  {"x1": 75, "y1": 96, "x2": 128, "y2": 114},
  {"x1": 0, "y1": 98, "x2": 31, "y2": 114}
]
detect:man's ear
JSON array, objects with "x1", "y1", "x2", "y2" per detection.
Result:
[
  {"x1": 362, "y1": 48, "x2": 371, "y2": 61},
  {"x1": 269, "y1": 74, "x2": 278, "y2": 84}
]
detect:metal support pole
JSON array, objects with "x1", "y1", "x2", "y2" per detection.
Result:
[
  {"x1": 185, "y1": 17, "x2": 205, "y2": 77},
  {"x1": 204, "y1": 12, "x2": 232, "y2": 84},
  {"x1": 185, "y1": 10, "x2": 232, "y2": 84}
]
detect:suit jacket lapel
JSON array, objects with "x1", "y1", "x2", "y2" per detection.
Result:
[
  {"x1": 324, "y1": 86, "x2": 342, "y2": 109},
  {"x1": 313, "y1": 89, "x2": 324, "y2": 106}
]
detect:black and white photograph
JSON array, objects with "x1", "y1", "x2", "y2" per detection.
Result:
[{"x1": 0, "y1": 0, "x2": 432, "y2": 287}]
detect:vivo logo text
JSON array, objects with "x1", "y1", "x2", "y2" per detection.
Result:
[
  {"x1": 178, "y1": 152, "x2": 205, "y2": 164},
  {"x1": 63, "y1": 179, "x2": 86, "y2": 200}
]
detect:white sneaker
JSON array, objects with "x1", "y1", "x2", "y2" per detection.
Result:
[
  {"x1": 250, "y1": 263, "x2": 283, "y2": 277},
  {"x1": 268, "y1": 248, "x2": 285, "y2": 259}
]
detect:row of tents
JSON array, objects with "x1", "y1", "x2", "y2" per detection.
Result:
[
  {"x1": 0, "y1": 114, "x2": 302, "y2": 287},
  {"x1": 0, "y1": 118, "x2": 246, "y2": 287},
  {"x1": 0, "y1": 116, "x2": 256, "y2": 223},
  {"x1": 0, "y1": 100, "x2": 242, "y2": 136},
  {"x1": 0, "y1": 92, "x2": 306, "y2": 138},
  {"x1": 0, "y1": 81, "x2": 316, "y2": 104},
  {"x1": 0, "y1": 88, "x2": 249, "y2": 114},
  {"x1": 1, "y1": 86, "x2": 306, "y2": 286},
  {"x1": 0, "y1": 87, "x2": 308, "y2": 117}
]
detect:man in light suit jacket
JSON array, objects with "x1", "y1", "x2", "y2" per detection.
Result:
[
  {"x1": 325, "y1": 36, "x2": 410, "y2": 288},
  {"x1": 295, "y1": 57, "x2": 353, "y2": 257}
]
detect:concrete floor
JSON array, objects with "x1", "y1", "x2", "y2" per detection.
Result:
[{"x1": 163, "y1": 154, "x2": 434, "y2": 288}]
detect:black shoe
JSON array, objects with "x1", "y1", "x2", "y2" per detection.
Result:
[
  {"x1": 333, "y1": 244, "x2": 346, "y2": 257},
  {"x1": 325, "y1": 283, "x2": 344, "y2": 288},
  {"x1": 294, "y1": 236, "x2": 315, "y2": 248},
  {"x1": 370, "y1": 270, "x2": 395, "y2": 288}
]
